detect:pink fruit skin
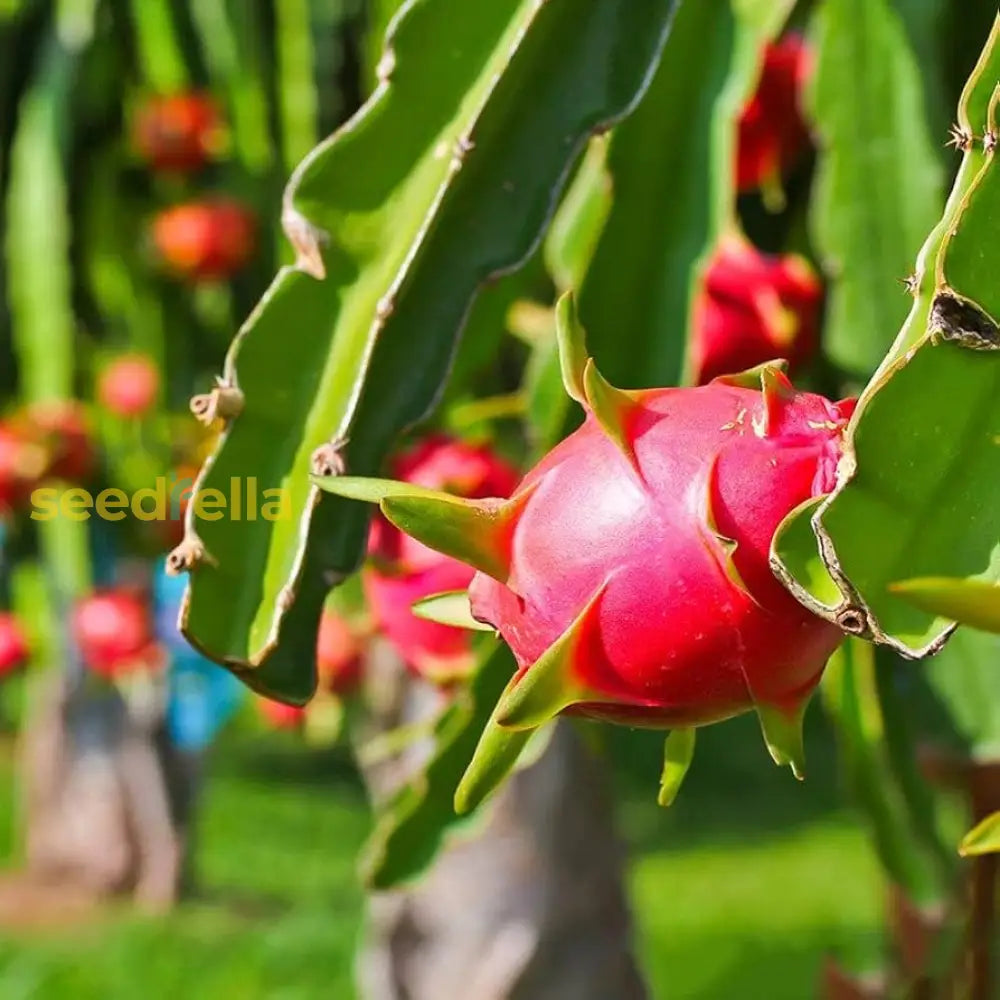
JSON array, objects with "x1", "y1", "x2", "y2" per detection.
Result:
[
  {"x1": 98, "y1": 355, "x2": 160, "y2": 418},
  {"x1": 72, "y1": 591, "x2": 156, "y2": 678},
  {"x1": 737, "y1": 35, "x2": 812, "y2": 193},
  {"x1": 691, "y1": 237, "x2": 822, "y2": 385},
  {"x1": 0, "y1": 613, "x2": 29, "y2": 677},
  {"x1": 470, "y1": 374, "x2": 853, "y2": 727},
  {"x1": 367, "y1": 435, "x2": 519, "y2": 681},
  {"x1": 316, "y1": 612, "x2": 363, "y2": 695}
]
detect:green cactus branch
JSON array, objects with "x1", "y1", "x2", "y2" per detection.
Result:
[
  {"x1": 178, "y1": 0, "x2": 679, "y2": 701},
  {"x1": 807, "y1": 0, "x2": 945, "y2": 377},
  {"x1": 577, "y1": 0, "x2": 796, "y2": 391},
  {"x1": 772, "y1": 14, "x2": 1000, "y2": 658}
]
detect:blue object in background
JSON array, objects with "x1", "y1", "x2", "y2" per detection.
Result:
[{"x1": 154, "y1": 560, "x2": 244, "y2": 751}]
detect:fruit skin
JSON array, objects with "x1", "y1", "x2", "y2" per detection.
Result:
[
  {"x1": 98, "y1": 354, "x2": 160, "y2": 418},
  {"x1": 72, "y1": 591, "x2": 158, "y2": 678},
  {"x1": 152, "y1": 200, "x2": 256, "y2": 282},
  {"x1": 364, "y1": 435, "x2": 519, "y2": 682},
  {"x1": 133, "y1": 93, "x2": 224, "y2": 173},
  {"x1": 0, "y1": 613, "x2": 29, "y2": 677},
  {"x1": 737, "y1": 35, "x2": 812, "y2": 195},
  {"x1": 691, "y1": 236, "x2": 822, "y2": 385},
  {"x1": 316, "y1": 610, "x2": 364, "y2": 695},
  {"x1": 468, "y1": 369, "x2": 851, "y2": 731}
]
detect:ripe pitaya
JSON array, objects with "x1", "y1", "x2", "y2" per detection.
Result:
[
  {"x1": 152, "y1": 200, "x2": 256, "y2": 282},
  {"x1": 323, "y1": 295, "x2": 853, "y2": 806},
  {"x1": 363, "y1": 435, "x2": 519, "y2": 683},
  {"x1": 98, "y1": 354, "x2": 160, "y2": 418},
  {"x1": 73, "y1": 590, "x2": 159, "y2": 678},
  {"x1": 691, "y1": 235, "x2": 821, "y2": 385},
  {"x1": 737, "y1": 35, "x2": 812, "y2": 201},
  {"x1": 133, "y1": 92, "x2": 224, "y2": 173},
  {"x1": 316, "y1": 610, "x2": 364, "y2": 695},
  {"x1": 0, "y1": 613, "x2": 29, "y2": 677}
]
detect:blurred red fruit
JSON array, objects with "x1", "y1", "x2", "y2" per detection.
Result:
[
  {"x1": 316, "y1": 611, "x2": 363, "y2": 695},
  {"x1": 12, "y1": 401, "x2": 95, "y2": 485},
  {"x1": 0, "y1": 613, "x2": 29, "y2": 677},
  {"x1": 133, "y1": 92, "x2": 224, "y2": 173},
  {"x1": 0, "y1": 423, "x2": 47, "y2": 512},
  {"x1": 98, "y1": 354, "x2": 160, "y2": 418},
  {"x1": 152, "y1": 200, "x2": 256, "y2": 282},
  {"x1": 73, "y1": 590, "x2": 156, "y2": 678},
  {"x1": 257, "y1": 698, "x2": 305, "y2": 730},
  {"x1": 365, "y1": 435, "x2": 519, "y2": 683},
  {"x1": 737, "y1": 35, "x2": 812, "y2": 196},
  {"x1": 691, "y1": 236, "x2": 822, "y2": 385}
]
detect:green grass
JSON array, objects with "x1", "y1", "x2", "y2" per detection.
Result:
[{"x1": 0, "y1": 712, "x2": 884, "y2": 999}]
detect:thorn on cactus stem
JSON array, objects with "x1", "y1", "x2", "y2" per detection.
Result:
[
  {"x1": 190, "y1": 380, "x2": 244, "y2": 426},
  {"x1": 898, "y1": 274, "x2": 919, "y2": 296},
  {"x1": 946, "y1": 123, "x2": 973, "y2": 151},
  {"x1": 310, "y1": 439, "x2": 349, "y2": 477},
  {"x1": 166, "y1": 534, "x2": 215, "y2": 576},
  {"x1": 984, "y1": 129, "x2": 997, "y2": 154},
  {"x1": 282, "y1": 207, "x2": 327, "y2": 280}
]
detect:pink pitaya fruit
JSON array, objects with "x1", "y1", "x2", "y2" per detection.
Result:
[
  {"x1": 691, "y1": 235, "x2": 822, "y2": 385},
  {"x1": 323, "y1": 296, "x2": 853, "y2": 805},
  {"x1": 364, "y1": 435, "x2": 519, "y2": 683}
]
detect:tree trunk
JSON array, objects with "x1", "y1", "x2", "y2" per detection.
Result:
[
  {"x1": 17, "y1": 670, "x2": 186, "y2": 912},
  {"x1": 356, "y1": 647, "x2": 648, "y2": 1000}
]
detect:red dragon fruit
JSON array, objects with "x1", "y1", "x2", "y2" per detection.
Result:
[
  {"x1": 152, "y1": 200, "x2": 256, "y2": 282},
  {"x1": 0, "y1": 613, "x2": 29, "y2": 677},
  {"x1": 737, "y1": 35, "x2": 812, "y2": 201},
  {"x1": 98, "y1": 353, "x2": 160, "y2": 418},
  {"x1": 363, "y1": 434, "x2": 519, "y2": 683},
  {"x1": 691, "y1": 235, "x2": 822, "y2": 385},
  {"x1": 133, "y1": 92, "x2": 225, "y2": 173},
  {"x1": 73, "y1": 590, "x2": 159, "y2": 678},
  {"x1": 316, "y1": 610, "x2": 364, "y2": 695},
  {"x1": 324, "y1": 296, "x2": 853, "y2": 804}
]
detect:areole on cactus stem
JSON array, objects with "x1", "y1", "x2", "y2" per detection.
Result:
[{"x1": 318, "y1": 293, "x2": 856, "y2": 810}]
